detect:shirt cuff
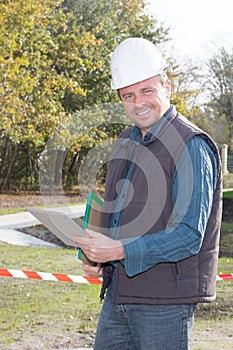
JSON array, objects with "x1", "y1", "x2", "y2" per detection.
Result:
[{"x1": 121, "y1": 236, "x2": 148, "y2": 277}]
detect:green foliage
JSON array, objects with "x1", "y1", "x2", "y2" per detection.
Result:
[
  {"x1": 0, "y1": 0, "x2": 100, "y2": 145},
  {"x1": 168, "y1": 59, "x2": 203, "y2": 119},
  {"x1": 39, "y1": 102, "x2": 130, "y2": 190},
  {"x1": 0, "y1": 0, "x2": 203, "y2": 191},
  {"x1": 203, "y1": 47, "x2": 233, "y2": 148},
  {"x1": 0, "y1": 138, "x2": 42, "y2": 190},
  {"x1": 0, "y1": 0, "x2": 171, "y2": 190},
  {"x1": 61, "y1": 0, "x2": 170, "y2": 107}
]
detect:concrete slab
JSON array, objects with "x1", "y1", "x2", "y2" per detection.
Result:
[
  {"x1": 0, "y1": 205, "x2": 85, "y2": 230},
  {"x1": 0, "y1": 229, "x2": 59, "y2": 248},
  {"x1": 0, "y1": 205, "x2": 85, "y2": 247}
]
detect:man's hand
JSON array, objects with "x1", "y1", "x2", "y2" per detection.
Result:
[
  {"x1": 75, "y1": 229, "x2": 124, "y2": 264},
  {"x1": 83, "y1": 262, "x2": 103, "y2": 278}
]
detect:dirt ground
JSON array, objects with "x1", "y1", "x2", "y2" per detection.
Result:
[
  {"x1": 0, "y1": 191, "x2": 84, "y2": 210},
  {"x1": 2, "y1": 316, "x2": 233, "y2": 350},
  {"x1": 2, "y1": 323, "x2": 95, "y2": 350}
]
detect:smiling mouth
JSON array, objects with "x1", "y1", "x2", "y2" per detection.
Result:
[{"x1": 136, "y1": 108, "x2": 151, "y2": 117}]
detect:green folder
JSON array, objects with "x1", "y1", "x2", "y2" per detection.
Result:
[{"x1": 77, "y1": 192, "x2": 103, "y2": 266}]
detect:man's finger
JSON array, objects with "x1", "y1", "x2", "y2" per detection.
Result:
[
  {"x1": 83, "y1": 262, "x2": 103, "y2": 277},
  {"x1": 85, "y1": 229, "x2": 103, "y2": 238}
]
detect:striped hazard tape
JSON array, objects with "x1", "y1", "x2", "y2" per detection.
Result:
[
  {"x1": 0, "y1": 268, "x2": 232, "y2": 284},
  {"x1": 216, "y1": 273, "x2": 233, "y2": 281},
  {"x1": 0, "y1": 268, "x2": 102, "y2": 284}
]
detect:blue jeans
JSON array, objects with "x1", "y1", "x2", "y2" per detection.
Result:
[{"x1": 94, "y1": 272, "x2": 196, "y2": 350}]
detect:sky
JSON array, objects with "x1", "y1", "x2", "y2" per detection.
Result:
[{"x1": 147, "y1": 0, "x2": 233, "y2": 60}]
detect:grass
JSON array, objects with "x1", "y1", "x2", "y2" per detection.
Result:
[
  {"x1": 0, "y1": 243, "x2": 232, "y2": 348},
  {"x1": 223, "y1": 190, "x2": 233, "y2": 198},
  {"x1": 0, "y1": 243, "x2": 101, "y2": 347},
  {"x1": 196, "y1": 257, "x2": 233, "y2": 320},
  {"x1": 220, "y1": 222, "x2": 233, "y2": 256},
  {"x1": 0, "y1": 202, "x2": 85, "y2": 216},
  {"x1": 221, "y1": 222, "x2": 233, "y2": 233},
  {"x1": 0, "y1": 189, "x2": 233, "y2": 348},
  {"x1": 0, "y1": 207, "x2": 26, "y2": 216},
  {"x1": 191, "y1": 270, "x2": 233, "y2": 349}
]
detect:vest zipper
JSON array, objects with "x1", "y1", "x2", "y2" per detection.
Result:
[{"x1": 174, "y1": 262, "x2": 181, "y2": 280}]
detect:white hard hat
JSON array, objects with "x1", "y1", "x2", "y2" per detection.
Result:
[{"x1": 110, "y1": 37, "x2": 167, "y2": 90}]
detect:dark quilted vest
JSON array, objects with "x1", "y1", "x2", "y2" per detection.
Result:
[{"x1": 101, "y1": 110, "x2": 222, "y2": 304}]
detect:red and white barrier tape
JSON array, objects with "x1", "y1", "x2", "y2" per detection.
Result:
[
  {"x1": 0, "y1": 268, "x2": 102, "y2": 284},
  {"x1": 216, "y1": 273, "x2": 233, "y2": 281},
  {"x1": 0, "y1": 268, "x2": 232, "y2": 284}
]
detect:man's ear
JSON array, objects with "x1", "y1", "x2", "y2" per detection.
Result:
[{"x1": 165, "y1": 80, "x2": 172, "y2": 98}]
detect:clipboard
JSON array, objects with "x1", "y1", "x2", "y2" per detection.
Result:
[
  {"x1": 26, "y1": 206, "x2": 85, "y2": 247},
  {"x1": 83, "y1": 192, "x2": 103, "y2": 230},
  {"x1": 78, "y1": 192, "x2": 103, "y2": 266}
]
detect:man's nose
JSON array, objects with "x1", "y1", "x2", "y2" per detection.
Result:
[{"x1": 134, "y1": 94, "x2": 145, "y2": 105}]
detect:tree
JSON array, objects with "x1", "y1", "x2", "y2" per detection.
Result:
[
  {"x1": 49, "y1": 0, "x2": 171, "y2": 191},
  {"x1": 0, "y1": 0, "x2": 105, "y2": 189},
  {"x1": 0, "y1": 0, "x2": 171, "y2": 190},
  {"x1": 0, "y1": 0, "x2": 206, "y2": 192},
  {"x1": 0, "y1": 0, "x2": 170, "y2": 144},
  {"x1": 0, "y1": 0, "x2": 100, "y2": 146},
  {"x1": 61, "y1": 0, "x2": 170, "y2": 108},
  {"x1": 204, "y1": 47, "x2": 233, "y2": 148},
  {"x1": 168, "y1": 58, "x2": 203, "y2": 118}
]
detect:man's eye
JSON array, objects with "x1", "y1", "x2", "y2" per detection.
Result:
[
  {"x1": 144, "y1": 89, "x2": 152, "y2": 94},
  {"x1": 124, "y1": 94, "x2": 133, "y2": 100}
]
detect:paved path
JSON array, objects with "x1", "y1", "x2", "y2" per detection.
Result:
[{"x1": 0, "y1": 205, "x2": 85, "y2": 247}]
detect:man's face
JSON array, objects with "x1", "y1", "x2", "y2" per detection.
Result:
[{"x1": 119, "y1": 76, "x2": 171, "y2": 137}]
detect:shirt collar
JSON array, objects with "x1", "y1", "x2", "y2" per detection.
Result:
[{"x1": 130, "y1": 105, "x2": 177, "y2": 144}]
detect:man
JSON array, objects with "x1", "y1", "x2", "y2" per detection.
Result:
[{"x1": 75, "y1": 38, "x2": 222, "y2": 349}]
